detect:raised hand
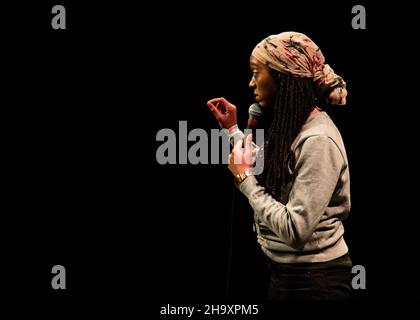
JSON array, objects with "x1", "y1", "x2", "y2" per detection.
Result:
[{"x1": 207, "y1": 97, "x2": 237, "y2": 129}]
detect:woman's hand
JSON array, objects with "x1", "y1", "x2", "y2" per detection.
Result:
[
  {"x1": 228, "y1": 133, "x2": 254, "y2": 176},
  {"x1": 207, "y1": 97, "x2": 237, "y2": 129}
]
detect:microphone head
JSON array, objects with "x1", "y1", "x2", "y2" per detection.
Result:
[
  {"x1": 248, "y1": 103, "x2": 262, "y2": 120},
  {"x1": 247, "y1": 103, "x2": 262, "y2": 129}
]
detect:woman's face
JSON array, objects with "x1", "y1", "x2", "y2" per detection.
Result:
[{"x1": 249, "y1": 56, "x2": 279, "y2": 108}]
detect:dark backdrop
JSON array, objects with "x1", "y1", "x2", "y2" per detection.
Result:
[{"x1": 2, "y1": 0, "x2": 418, "y2": 304}]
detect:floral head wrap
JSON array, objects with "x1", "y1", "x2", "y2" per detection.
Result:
[{"x1": 252, "y1": 31, "x2": 347, "y2": 106}]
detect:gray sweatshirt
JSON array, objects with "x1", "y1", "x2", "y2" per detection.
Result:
[{"x1": 232, "y1": 111, "x2": 350, "y2": 263}]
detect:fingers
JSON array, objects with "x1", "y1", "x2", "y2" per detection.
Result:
[
  {"x1": 243, "y1": 134, "x2": 254, "y2": 166},
  {"x1": 232, "y1": 139, "x2": 243, "y2": 165},
  {"x1": 207, "y1": 97, "x2": 237, "y2": 129},
  {"x1": 207, "y1": 97, "x2": 227, "y2": 105},
  {"x1": 207, "y1": 101, "x2": 223, "y2": 118},
  {"x1": 228, "y1": 153, "x2": 233, "y2": 165},
  {"x1": 245, "y1": 133, "x2": 253, "y2": 150},
  {"x1": 207, "y1": 97, "x2": 235, "y2": 112},
  {"x1": 228, "y1": 153, "x2": 237, "y2": 167},
  {"x1": 207, "y1": 97, "x2": 225, "y2": 112},
  {"x1": 207, "y1": 97, "x2": 234, "y2": 108},
  {"x1": 233, "y1": 139, "x2": 243, "y2": 152},
  {"x1": 207, "y1": 98, "x2": 226, "y2": 114},
  {"x1": 229, "y1": 136, "x2": 254, "y2": 172}
]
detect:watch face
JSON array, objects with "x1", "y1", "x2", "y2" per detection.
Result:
[
  {"x1": 235, "y1": 171, "x2": 252, "y2": 184},
  {"x1": 237, "y1": 172, "x2": 247, "y2": 183}
]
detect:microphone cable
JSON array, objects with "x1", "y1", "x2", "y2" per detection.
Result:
[
  {"x1": 225, "y1": 180, "x2": 237, "y2": 300},
  {"x1": 225, "y1": 103, "x2": 262, "y2": 300}
]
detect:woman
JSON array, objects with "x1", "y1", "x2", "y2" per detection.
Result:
[{"x1": 207, "y1": 31, "x2": 352, "y2": 300}]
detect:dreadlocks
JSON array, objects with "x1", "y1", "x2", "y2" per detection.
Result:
[{"x1": 256, "y1": 71, "x2": 316, "y2": 201}]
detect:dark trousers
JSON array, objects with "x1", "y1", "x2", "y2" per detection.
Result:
[{"x1": 266, "y1": 253, "x2": 353, "y2": 300}]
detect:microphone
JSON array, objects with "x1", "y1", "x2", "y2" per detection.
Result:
[{"x1": 247, "y1": 103, "x2": 262, "y2": 130}]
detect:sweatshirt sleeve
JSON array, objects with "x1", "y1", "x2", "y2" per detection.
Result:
[
  {"x1": 224, "y1": 126, "x2": 260, "y2": 153},
  {"x1": 238, "y1": 135, "x2": 344, "y2": 250}
]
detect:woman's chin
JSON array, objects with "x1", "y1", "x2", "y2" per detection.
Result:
[{"x1": 258, "y1": 101, "x2": 267, "y2": 108}]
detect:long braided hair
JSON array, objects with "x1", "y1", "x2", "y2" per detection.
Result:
[{"x1": 256, "y1": 70, "x2": 316, "y2": 201}]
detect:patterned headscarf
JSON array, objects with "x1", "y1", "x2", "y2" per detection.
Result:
[{"x1": 252, "y1": 31, "x2": 347, "y2": 106}]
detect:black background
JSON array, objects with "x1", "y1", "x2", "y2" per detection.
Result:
[{"x1": 2, "y1": 0, "x2": 419, "y2": 307}]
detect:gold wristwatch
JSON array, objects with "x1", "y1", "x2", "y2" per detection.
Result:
[{"x1": 234, "y1": 169, "x2": 253, "y2": 185}]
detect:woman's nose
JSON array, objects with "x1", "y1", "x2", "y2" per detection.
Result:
[{"x1": 249, "y1": 77, "x2": 256, "y2": 89}]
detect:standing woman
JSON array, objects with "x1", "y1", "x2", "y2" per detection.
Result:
[{"x1": 208, "y1": 31, "x2": 352, "y2": 300}]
